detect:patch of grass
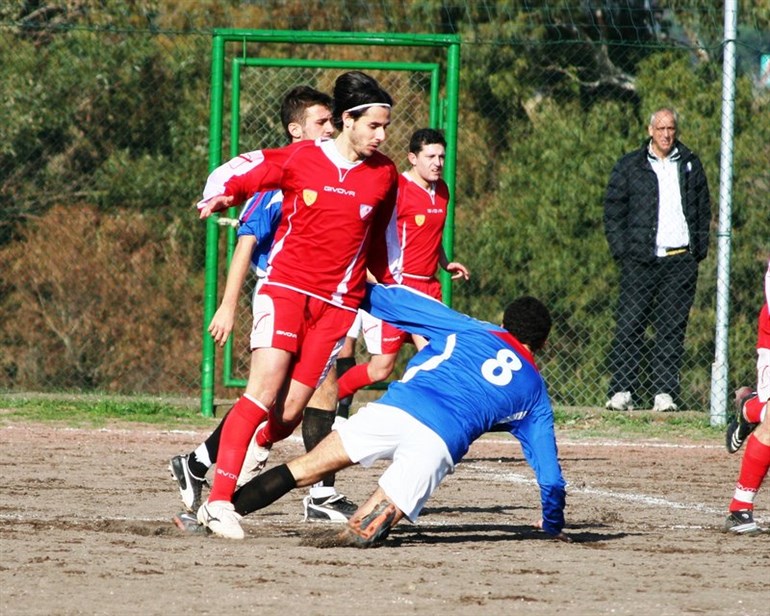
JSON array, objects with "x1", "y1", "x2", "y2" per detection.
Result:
[
  {"x1": 0, "y1": 394, "x2": 216, "y2": 429},
  {"x1": 553, "y1": 406, "x2": 724, "y2": 441},
  {"x1": 0, "y1": 394, "x2": 727, "y2": 442}
]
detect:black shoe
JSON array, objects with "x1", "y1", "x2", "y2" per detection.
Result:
[
  {"x1": 303, "y1": 493, "x2": 358, "y2": 522},
  {"x1": 725, "y1": 387, "x2": 759, "y2": 454},
  {"x1": 723, "y1": 509, "x2": 760, "y2": 534},
  {"x1": 169, "y1": 454, "x2": 206, "y2": 512}
]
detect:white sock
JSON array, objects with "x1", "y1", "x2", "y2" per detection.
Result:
[
  {"x1": 194, "y1": 443, "x2": 212, "y2": 469},
  {"x1": 309, "y1": 485, "x2": 337, "y2": 500}
]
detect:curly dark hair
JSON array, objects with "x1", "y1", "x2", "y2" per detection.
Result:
[
  {"x1": 332, "y1": 71, "x2": 393, "y2": 130},
  {"x1": 502, "y1": 296, "x2": 552, "y2": 352}
]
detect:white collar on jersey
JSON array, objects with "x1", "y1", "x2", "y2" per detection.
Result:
[{"x1": 321, "y1": 138, "x2": 364, "y2": 170}]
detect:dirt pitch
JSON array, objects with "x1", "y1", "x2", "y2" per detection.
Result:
[{"x1": 0, "y1": 418, "x2": 767, "y2": 616}]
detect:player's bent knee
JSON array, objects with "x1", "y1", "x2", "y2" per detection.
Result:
[{"x1": 368, "y1": 362, "x2": 395, "y2": 382}]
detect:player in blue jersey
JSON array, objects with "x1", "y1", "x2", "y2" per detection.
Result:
[
  {"x1": 197, "y1": 283, "x2": 569, "y2": 544},
  {"x1": 170, "y1": 86, "x2": 360, "y2": 523}
]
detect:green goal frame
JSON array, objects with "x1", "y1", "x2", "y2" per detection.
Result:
[{"x1": 201, "y1": 29, "x2": 461, "y2": 416}]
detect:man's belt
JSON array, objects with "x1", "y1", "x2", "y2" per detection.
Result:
[{"x1": 662, "y1": 246, "x2": 689, "y2": 257}]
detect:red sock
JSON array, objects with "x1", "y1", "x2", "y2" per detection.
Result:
[
  {"x1": 208, "y1": 395, "x2": 269, "y2": 503},
  {"x1": 337, "y1": 363, "x2": 374, "y2": 399},
  {"x1": 729, "y1": 433, "x2": 770, "y2": 511},
  {"x1": 743, "y1": 397, "x2": 766, "y2": 424},
  {"x1": 256, "y1": 412, "x2": 302, "y2": 447}
]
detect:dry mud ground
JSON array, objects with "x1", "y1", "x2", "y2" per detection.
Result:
[{"x1": 0, "y1": 420, "x2": 768, "y2": 616}]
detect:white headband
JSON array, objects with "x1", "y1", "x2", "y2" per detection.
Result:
[{"x1": 344, "y1": 102, "x2": 392, "y2": 113}]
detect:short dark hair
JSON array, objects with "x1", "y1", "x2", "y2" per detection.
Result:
[
  {"x1": 409, "y1": 128, "x2": 446, "y2": 155},
  {"x1": 502, "y1": 296, "x2": 552, "y2": 352},
  {"x1": 332, "y1": 71, "x2": 393, "y2": 130},
  {"x1": 280, "y1": 86, "x2": 333, "y2": 141}
]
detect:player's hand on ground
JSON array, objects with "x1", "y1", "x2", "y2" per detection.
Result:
[
  {"x1": 446, "y1": 261, "x2": 470, "y2": 281},
  {"x1": 198, "y1": 194, "x2": 235, "y2": 219},
  {"x1": 208, "y1": 306, "x2": 236, "y2": 346},
  {"x1": 534, "y1": 518, "x2": 573, "y2": 543}
]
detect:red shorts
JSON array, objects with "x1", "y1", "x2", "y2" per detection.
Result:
[
  {"x1": 251, "y1": 284, "x2": 356, "y2": 388},
  {"x1": 362, "y1": 278, "x2": 442, "y2": 355}
]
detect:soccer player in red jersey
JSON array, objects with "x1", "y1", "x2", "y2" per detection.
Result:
[
  {"x1": 335, "y1": 128, "x2": 470, "y2": 405},
  {"x1": 196, "y1": 71, "x2": 399, "y2": 539},
  {"x1": 170, "y1": 86, "x2": 359, "y2": 523},
  {"x1": 723, "y1": 257, "x2": 770, "y2": 534}
]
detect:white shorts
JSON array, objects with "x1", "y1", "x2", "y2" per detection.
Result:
[
  {"x1": 251, "y1": 275, "x2": 267, "y2": 315},
  {"x1": 359, "y1": 310, "x2": 382, "y2": 354},
  {"x1": 335, "y1": 402, "x2": 454, "y2": 522},
  {"x1": 346, "y1": 310, "x2": 362, "y2": 339}
]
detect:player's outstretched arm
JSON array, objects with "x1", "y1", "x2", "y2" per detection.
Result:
[
  {"x1": 511, "y1": 413, "x2": 568, "y2": 538},
  {"x1": 362, "y1": 282, "x2": 477, "y2": 344},
  {"x1": 445, "y1": 261, "x2": 470, "y2": 280},
  {"x1": 208, "y1": 235, "x2": 257, "y2": 346},
  {"x1": 438, "y1": 246, "x2": 470, "y2": 280},
  {"x1": 198, "y1": 194, "x2": 235, "y2": 219}
]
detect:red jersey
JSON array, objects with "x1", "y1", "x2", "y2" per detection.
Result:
[
  {"x1": 370, "y1": 172, "x2": 449, "y2": 284},
  {"x1": 223, "y1": 139, "x2": 398, "y2": 309}
]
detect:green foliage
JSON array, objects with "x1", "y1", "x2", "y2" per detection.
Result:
[{"x1": 0, "y1": 22, "x2": 211, "y2": 227}]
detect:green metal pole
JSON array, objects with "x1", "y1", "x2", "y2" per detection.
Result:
[
  {"x1": 222, "y1": 59, "x2": 243, "y2": 386},
  {"x1": 200, "y1": 35, "x2": 226, "y2": 417},
  {"x1": 441, "y1": 41, "x2": 461, "y2": 308},
  {"x1": 240, "y1": 58, "x2": 438, "y2": 72},
  {"x1": 213, "y1": 29, "x2": 459, "y2": 48},
  {"x1": 428, "y1": 65, "x2": 440, "y2": 127}
]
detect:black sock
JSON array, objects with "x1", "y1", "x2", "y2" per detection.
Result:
[
  {"x1": 187, "y1": 409, "x2": 231, "y2": 478},
  {"x1": 302, "y1": 407, "x2": 336, "y2": 487},
  {"x1": 336, "y1": 356, "x2": 356, "y2": 377},
  {"x1": 302, "y1": 407, "x2": 335, "y2": 451},
  {"x1": 186, "y1": 453, "x2": 209, "y2": 480},
  {"x1": 335, "y1": 357, "x2": 357, "y2": 419},
  {"x1": 232, "y1": 464, "x2": 297, "y2": 516}
]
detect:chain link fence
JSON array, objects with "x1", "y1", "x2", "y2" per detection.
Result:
[{"x1": 1, "y1": 1, "x2": 769, "y2": 414}]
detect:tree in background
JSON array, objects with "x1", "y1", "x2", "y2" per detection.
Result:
[{"x1": 0, "y1": 205, "x2": 201, "y2": 392}]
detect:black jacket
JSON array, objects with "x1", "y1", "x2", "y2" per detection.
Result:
[{"x1": 603, "y1": 140, "x2": 711, "y2": 263}]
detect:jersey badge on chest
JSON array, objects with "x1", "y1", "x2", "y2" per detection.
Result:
[
  {"x1": 302, "y1": 189, "x2": 317, "y2": 206},
  {"x1": 414, "y1": 214, "x2": 425, "y2": 227},
  {"x1": 360, "y1": 204, "x2": 373, "y2": 219}
]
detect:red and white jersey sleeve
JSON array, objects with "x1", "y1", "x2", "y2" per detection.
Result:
[
  {"x1": 224, "y1": 139, "x2": 398, "y2": 309},
  {"x1": 369, "y1": 172, "x2": 449, "y2": 284},
  {"x1": 196, "y1": 150, "x2": 265, "y2": 210}
]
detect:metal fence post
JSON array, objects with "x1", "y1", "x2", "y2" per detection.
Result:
[{"x1": 710, "y1": 0, "x2": 738, "y2": 427}]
